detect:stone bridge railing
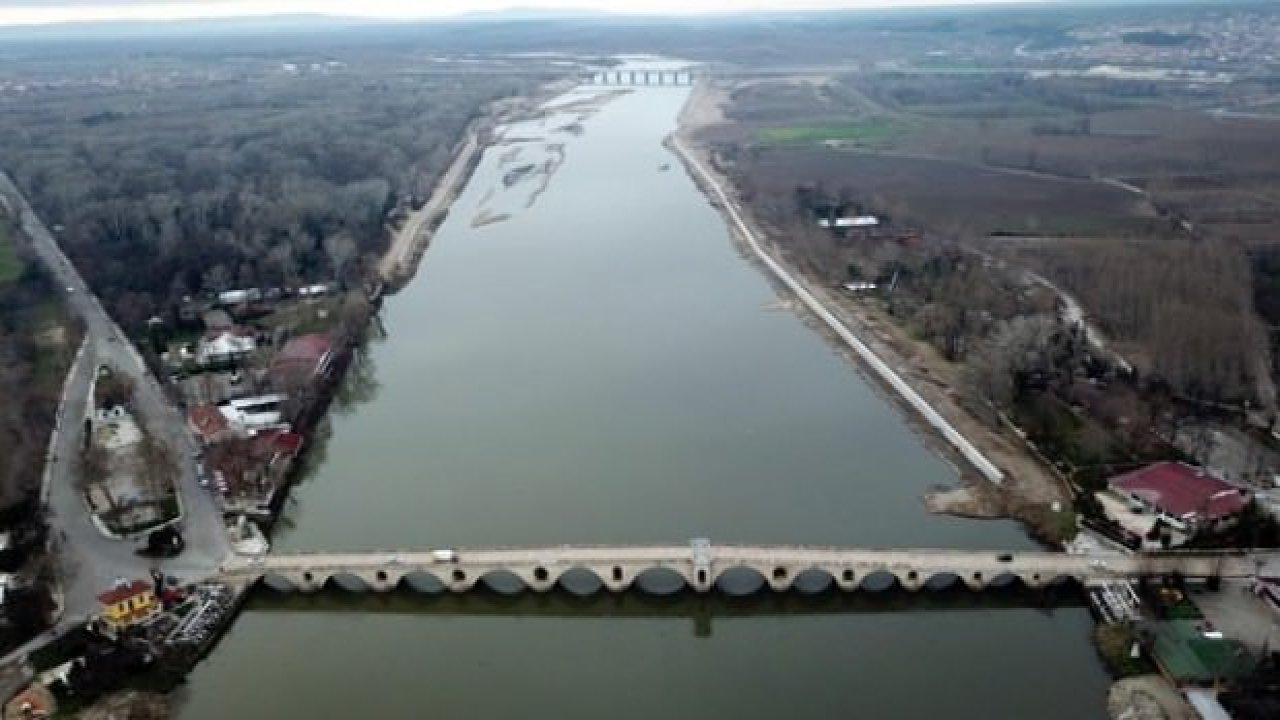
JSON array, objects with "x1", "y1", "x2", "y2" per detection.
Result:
[{"x1": 215, "y1": 544, "x2": 1258, "y2": 597}]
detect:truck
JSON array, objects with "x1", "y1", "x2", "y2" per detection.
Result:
[{"x1": 432, "y1": 549, "x2": 458, "y2": 563}]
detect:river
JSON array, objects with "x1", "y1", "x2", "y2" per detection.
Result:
[{"x1": 176, "y1": 74, "x2": 1109, "y2": 718}]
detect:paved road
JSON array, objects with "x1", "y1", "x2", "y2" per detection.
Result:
[
  {"x1": 380, "y1": 128, "x2": 479, "y2": 282},
  {"x1": 0, "y1": 172, "x2": 230, "y2": 622}
]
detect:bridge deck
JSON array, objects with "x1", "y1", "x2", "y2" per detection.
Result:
[{"x1": 217, "y1": 545, "x2": 1258, "y2": 595}]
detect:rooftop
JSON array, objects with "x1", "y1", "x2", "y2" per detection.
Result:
[
  {"x1": 1109, "y1": 462, "x2": 1249, "y2": 520},
  {"x1": 96, "y1": 579, "x2": 152, "y2": 606},
  {"x1": 187, "y1": 404, "x2": 230, "y2": 441}
]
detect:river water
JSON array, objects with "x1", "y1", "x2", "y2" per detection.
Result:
[{"x1": 177, "y1": 78, "x2": 1109, "y2": 718}]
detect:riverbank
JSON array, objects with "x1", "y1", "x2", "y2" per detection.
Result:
[
  {"x1": 673, "y1": 79, "x2": 1070, "y2": 538},
  {"x1": 380, "y1": 79, "x2": 577, "y2": 290}
]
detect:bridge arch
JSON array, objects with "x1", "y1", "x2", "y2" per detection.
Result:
[
  {"x1": 330, "y1": 572, "x2": 371, "y2": 593},
  {"x1": 633, "y1": 566, "x2": 686, "y2": 596},
  {"x1": 559, "y1": 566, "x2": 605, "y2": 596},
  {"x1": 860, "y1": 570, "x2": 899, "y2": 592},
  {"x1": 793, "y1": 567, "x2": 834, "y2": 595},
  {"x1": 924, "y1": 572, "x2": 963, "y2": 591},
  {"x1": 260, "y1": 572, "x2": 299, "y2": 593},
  {"x1": 480, "y1": 569, "x2": 528, "y2": 596},
  {"x1": 402, "y1": 571, "x2": 448, "y2": 594},
  {"x1": 715, "y1": 566, "x2": 767, "y2": 596}
]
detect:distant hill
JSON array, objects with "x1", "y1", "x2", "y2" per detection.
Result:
[{"x1": 445, "y1": 7, "x2": 614, "y2": 23}]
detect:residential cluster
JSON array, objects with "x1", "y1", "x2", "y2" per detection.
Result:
[
  {"x1": 4, "y1": 574, "x2": 237, "y2": 719},
  {"x1": 166, "y1": 285, "x2": 342, "y2": 546},
  {"x1": 1037, "y1": 9, "x2": 1280, "y2": 69}
]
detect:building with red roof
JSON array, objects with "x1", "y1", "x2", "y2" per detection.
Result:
[
  {"x1": 96, "y1": 579, "x2": 159, "y2": 630},
  {"x1": 1107, "y1": 462, "x2": 1250, "y2": 535},
  {"x1": 270, "y1": 333, "x2": 333, "y2": 391},
  {"x1": 187, "y1": 404, "x2": 231, "y2": 445}
]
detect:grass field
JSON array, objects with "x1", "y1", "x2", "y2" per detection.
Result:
[
  {"x1": 0, "y1": 223, "x2": 22, "y2": 287},
  {"x1": 757, "y1": 119, "x2": 902, "y2": 147}
]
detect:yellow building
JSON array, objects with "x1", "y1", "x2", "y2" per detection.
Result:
[{"x1": 96, "y1": 579, "x2": 159, "y2": 630}]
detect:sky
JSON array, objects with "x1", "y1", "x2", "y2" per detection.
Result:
[{"x1": 0, "y1": 1, "x2": 1041, "y2": 26}]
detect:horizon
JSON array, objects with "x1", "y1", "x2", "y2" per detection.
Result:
[{"x1": 0, "y1": 0, "x2": 1058, "y2": 27}]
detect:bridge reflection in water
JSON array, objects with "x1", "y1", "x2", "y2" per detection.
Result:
[{"x1": 245, "y1": 581, "x2": 1088, "y2": 639}]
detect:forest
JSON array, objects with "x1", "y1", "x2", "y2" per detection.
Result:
[{"x1": 0, "y1": 52, "x2": 542, "y2": 330}]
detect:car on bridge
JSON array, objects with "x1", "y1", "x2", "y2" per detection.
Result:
[{"x1": 432, "y1": 549, "x2": 458, "y2": 563}]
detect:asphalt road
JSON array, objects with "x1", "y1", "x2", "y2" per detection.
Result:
[{"x1": 0, "y1": 172, "x2": 230, "y2": 622}]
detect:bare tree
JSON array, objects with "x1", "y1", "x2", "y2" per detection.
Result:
[
  {"x1": 964, "y1": 314, "x2": 1059, "y2": 415},
  {"x1": 137, "y1": 434, "x2": 176, "y2": 503}
]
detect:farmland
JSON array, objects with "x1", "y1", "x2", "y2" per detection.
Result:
[
  {"x1": 733, "y1": 147, "x2": 1155, "y2": 238},
  {"x1": 757, "y1": 119, "x2": 901, "y2": 147}
]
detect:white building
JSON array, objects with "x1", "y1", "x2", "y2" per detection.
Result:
[
  {"x1": 818, "y1": 215, "x2": 880, "y2": 229},
  {"x1": 217, "y1": 288, "x2": 261, "y2": 306},
  {"x1": 219, "y1": 394, "x2": 288, "y2": 434},
  {"x1": 196, "y1": 328, "x2": 256, "y2": 367}
]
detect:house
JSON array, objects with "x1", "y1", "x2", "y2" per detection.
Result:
[
  {"x1": 196, "y1": 327, "x2": 256, "y2": 367},
  {"x1": 96, "y1": 579, "x2": 159, "y2": 630},
  {"x1": 818, "y1": 215, "x2": 879, "y2": 229},
  {"x1": 203, "y1": 429, "x2": 302, "y2": 505},
  {"x1": 3, "y1": 683, "x2": 55, "y2": 719},
  {"x1": 217, "y1": 288, "x2": 261, "y2": 306},
  {"x1": 218, "y1": 394, "x2": 287, "y2": 434},
  {"x1": 1106, "y1": 462, "x2": 1250, "y2": 535},
  {"x1": 270, "y1": 333, "x2": 334, "y2": 391},
  {"x1": 187, "y1": 404, "x2": 232, "y2": 445},
  {"x1": 254, "y1": 428, "x2": 303, "y2": 471},
  {"x1": 296, "y1": 283, "x2": 333, "y2": 298}
]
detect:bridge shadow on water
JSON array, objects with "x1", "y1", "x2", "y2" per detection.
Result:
[{"x1": 244, "y1": 582, "x2": 1089, "y2": 638}]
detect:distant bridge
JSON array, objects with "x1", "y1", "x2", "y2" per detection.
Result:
[
  {"x1": 217, "y1": 544, "x2": 1258, "y2": 597},
  {"x1": 584, "y1": 69, "x2": 698, "y2": 86}
]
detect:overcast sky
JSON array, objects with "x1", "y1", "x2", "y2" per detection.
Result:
[{"x1": 0, "y1": 1, "x2": 1039, "y2": 26}]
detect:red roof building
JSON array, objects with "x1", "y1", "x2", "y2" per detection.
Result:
[
  {"x1": 270, "y1": 333, "x2": 334, "y2": 391},
  {"x1": 1108, "y1": 462, "x2": 1249, "y2": 532},
  {"x1": 96, "y1": 579, "x2": 160, "y2": 630},
  {"x1": 187, "y1": 404, "x2": 231, "y2": 444}
]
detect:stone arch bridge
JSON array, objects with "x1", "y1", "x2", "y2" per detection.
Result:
[{"x1": 216, "y1": 544, "x2": 1257, "y2": 597}]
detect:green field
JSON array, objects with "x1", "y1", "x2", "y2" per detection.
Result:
[
  {"x1": 757, "y1": 120, "x2": 902, "y2": 146},
  {"x1": 0, "y1": 223, "x2": 23, "y2": 287}
]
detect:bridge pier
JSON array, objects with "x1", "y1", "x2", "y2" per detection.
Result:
[
  {"x1": 764, "y1": 565, "x2": 796, "y2": 592},
  {"x1": 355, "y1": 569, "x2": 399, "y2": 592},
  {"x1": 831, "y1": 566, "x2": 859, "y2": 591},
  {"x1": 897, "y1": 570, "x2": 924, "y2": 592}
]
